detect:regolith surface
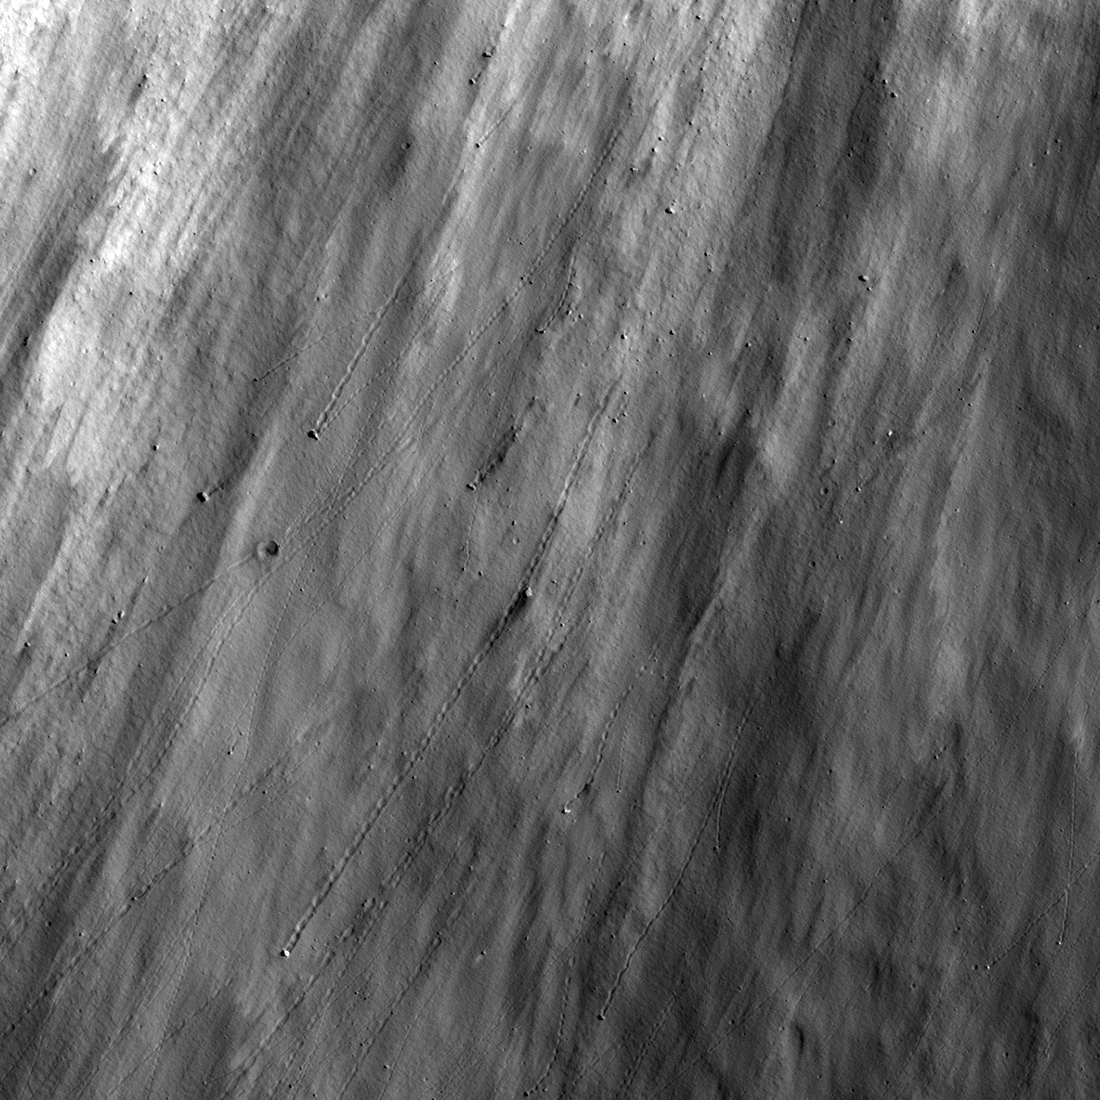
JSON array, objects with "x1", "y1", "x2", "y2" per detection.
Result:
[{"x1": 2, "y1": 2, "x2": 1099, "y2": 1097}]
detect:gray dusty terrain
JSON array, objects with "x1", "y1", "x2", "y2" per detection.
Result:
[{"x1": 2, "y1": 1, "x2": 1100, "y2": 1097}]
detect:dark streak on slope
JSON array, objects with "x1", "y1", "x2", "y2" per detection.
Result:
[
  {"x1": 763, "y1": 0, "x2": 900, "y2": 293},
  {"x1": 551, "y1": 426, "x2": 760, "y2": 1081},
  {"x1": 639, "y1": 406, "x2": 754, "y2": 665},
  {"x1": 0, "y1": 456, "x2": 72, "y2": 680}
]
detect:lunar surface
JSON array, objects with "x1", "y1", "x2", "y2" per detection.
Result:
[{"x1": 2, "y1": 1, "x2": 1100, "y2": 1097}]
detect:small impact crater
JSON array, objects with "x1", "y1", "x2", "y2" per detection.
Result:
[{"x1": 255, "y1": 538, "x2": 280, "y2": 563}]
